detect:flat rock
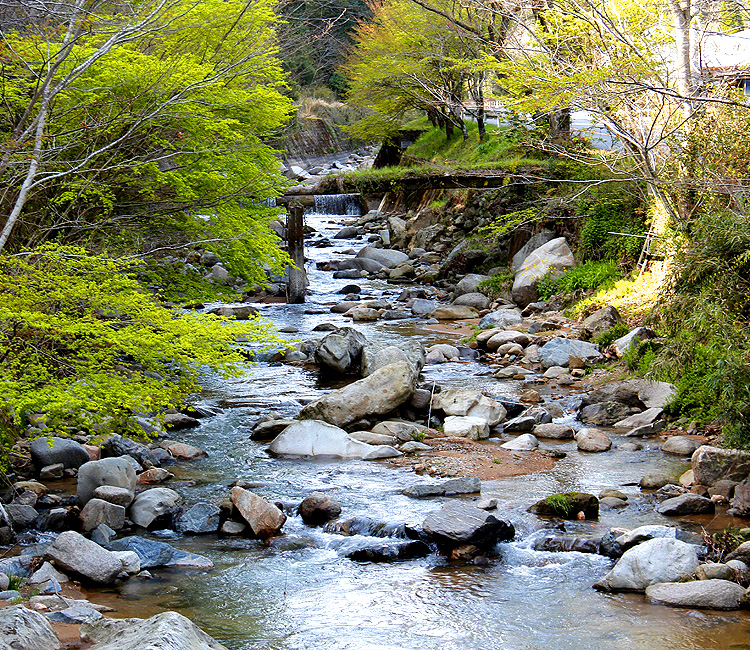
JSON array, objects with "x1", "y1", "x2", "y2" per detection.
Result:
[
  {"x1": 159, "y1": 440, "x2": 208, "y2": 460},
  {"x1": 109, "y1": 536, "x2": 213, "y2": 569},
  {"x1": 422, "y1": 501, "x2": 514, "y2": 549},
  {"x1": 614, "y1": 408, "x2": 664, "y2": 429},
  {"x1": 269, "y1": 420, "x2": 394, "y2": 459},
  {"x1": 433, "y1": 388, "x2": 506, "y2": 426},
  {"x1": 533, "y1": 423, "x2": 575, "y2": 440},
  {"x1": 657, "y1": 494, "x2": 715, "y2": 516},
  {"x1": 403, "y1": 477, "x2": 481, "y2": 498},
  {"x1": 432, "y1": 305, "x2": 478, "y2": 320},
  {"x1": 174, "y1": 502, "x2": 221, "y2": 534},
  {"x1": 646, "y1": 579, "x2": 745, "y2": 610},
  {"x1": 346, "y1": 540, "x2": 431, "y2": 562}
]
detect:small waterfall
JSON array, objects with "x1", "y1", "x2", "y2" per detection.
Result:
[{"x1": 312, "y1": 193, "x2": 363, "y2": 216}]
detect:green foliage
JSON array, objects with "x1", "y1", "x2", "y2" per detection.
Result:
[
  {"x1": 411, "y1": 429, "x2": 427, "y2": 442},
  {"x1": 537, "y1": 261, "x2": 623, "y2": 299},
  {"x1": 649, "y1": 207, "x2": 750, "y2": 446},
  {"x1": 0, "y1": 245, "x2": 283, "y2": 447},
  {"x1": 593, "y1": 322, "x2": 630, "y2": 348},
  {"x1": 136, "y1": 262, "x2": 240, "y2": 304},
  {"x1": 477, "y1": 270, "x2": 514, "y2": 299},
  {"x1": 623, "y1": 339, "x2": 659, "y2": 375},
  {"x1": 577, "y1": 187, "x2": 646, "y2": 262}
]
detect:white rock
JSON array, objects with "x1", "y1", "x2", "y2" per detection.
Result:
[
  {"x1": 500, "y1": 434, "x2": 539, "y2": 450},
  {"x1": 443, "y1": 416, "x2": 490, "y2": 440}
]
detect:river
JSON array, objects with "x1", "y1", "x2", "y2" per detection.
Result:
[{"x1": 96, "y1": 205, "x2": 750, "y2": 650}]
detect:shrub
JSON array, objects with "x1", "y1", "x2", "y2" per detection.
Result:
[
  {"x1": 538, "y1": 261, "x2": 623, "y2": 299},
  {"x1": 577, "y1": 186, "x2": 645, "y2": 262},
  {"x1": 477, "y1": 270, "x2": 514, "y2": 299},
  {"x1": 0, "y1": 244, "x2": 283, "y2": 454},
  {"x1": 593, "y1": 322, "x2": 630, "y2": 348}
]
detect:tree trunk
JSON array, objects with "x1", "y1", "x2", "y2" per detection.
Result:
[
  {"x1": 549, "y1": 108, "x2": 571, "y2": 141},
  {"x1": 286, "y1": 202, "x2": 306, "y2": 304}
]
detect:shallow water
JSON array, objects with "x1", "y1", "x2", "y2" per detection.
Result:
[{"x1": 101, "y1": 209, "x2": 750, "y2": 650}]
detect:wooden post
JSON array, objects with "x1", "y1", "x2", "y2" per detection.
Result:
[{"x1": 286, "y1": 201, "x2": 306, "y2": 304}]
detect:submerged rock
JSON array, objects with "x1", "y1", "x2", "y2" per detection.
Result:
[
  {"x1": 109, "y1": 536, "x2": 213, "y2": 570},
  {"x1": 347, "y1": 540, "x2": 431, "y2": 563},
  {"x1": 403, "y1": 477, "x2": 481, "y2": 499}
]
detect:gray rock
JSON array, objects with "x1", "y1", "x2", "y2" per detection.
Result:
[
  {"x1": 513, "y1": 237, "x2": 575, "y2": 306},
  {"x1": 612, "y1": 327, "x2": 657, "y2": 357},
  {"x1": 111, "y1": 550, "x2": 141, "y2": 575},
  {"x1": 92, "y1": 485, "x2": 134, "y2": 507},
  {"x1": 315, "y1": 327, "x2": 367, "y2": 374},
  {"x1": 581, "y1": 306, "x2": 623, "y2": 340},
  {"x1": 484, "y1": 330, "x2": 530, "y2": 351},
  {"x1": 298, "y1": 492, "x2": 342, "y2": 526},
  {"x1": 346, "y1": 540, "x2": 431, "y2": 563},
  {"x1": 636, "y1": 380, "x2": 676, "y2": 408},
  {"x1": 614, "y1": 408, "x2": 664, "y2": 429},
  {"x1": 29, "y1": 562, "x2": 68, "y2": 586},
  {"x1": 455, "y1": 273, "x2": 489, "y2": 296},
  {"x1": 625, "y1": 420, "x2": 666, "y2": 437},
  {"x1": 576, "y1": 427, "x2": 612, "y2": 452},
  {"x1": 129, "y1": 488, "x2": 181, "y2": 528},
  {"x1": 356, "y1": 246, "x2": 409, "y2": 269},
  {"x1": 79, "y1": 610, "x2": 228, "y2": 650},
  {"x1": 692, "y1": 445, "x2": 750, "y2": 487},
  {"x1": 646, "y1": 579, "x2": 745, "y2": 610},
  {"x1": 174, "y1": 502, "x2": 221, "y2": 534},
  {"x1": 500, "y1": 434, "x2": 539, "y2": 451},
  {"x1": 533, "y1": 423, "x2": 575, "y2": 440},
  {"x1": 371, "y1": 421, "x2": 426, "y2": 442},
  {"x1": 5, "y1": 504, "x2": 38, "y2": 530},
  {"x1": 443, "y1": 416, "x2": 489, "y2": 440},
  {"x1": 109, "y1": 536, "x2": 213, "y2": 569},
  {"x1": 729, "y1": 477, "x2": 750, "y2": 517},
  {"x1": 581, "y1": 380, "x2": 642, "y2": 406},
  {"x1": 696, "y1": 563, "x2": 736, "y2": 581},
  {"x1": 360, "y1": 339, "x2": 424, "y2": 378},
  {"x1": 0, "y1": 590, "x2": 20, "y2": 600},
  {"x1": 30, "y1": 436, "x2": 90, "y2": 470},
  {"x1": 298, "y1": 361, "x2": 416, "y2": 428},
  {"x1": 425, "y1": 343, "x2": 460, "y2": 364},
  {"x1": 431, "y1": 305, "x2": 478, "y2": 320},
  {"x1": 422, "y1": 501, "x2": 514, "y2": 549},
  {"x1": 511, "y1": 231, "x2": 557, "y2": 271},
  {"x1": 594, "y1": 537, "x2": 700, "y2": 591},
  {"x1": 453, "y1": 292, "x2": 489, "y2": 310},
  {"x1": 80, "y1": 498, "x2": 126, "y2": 532},
  {"x1": 640, "y1": 472, "x2": 678, "y2": 490},
  {"x1": 163, "y1": 412, "x2": 200, "y2": 430},
  {"x1": 662, "y1": 436, "x2": 700, "y2": 456},
  {"x1": 0, "y1": 604, "x2": 61, "y2": 650},
  {"x1": 77, "y1": 458, "x2": 136, "y2": 506},
  {"x1": 580, "y1": 402, "x2": 635, "y2": 426},
  {"x1": 657, "y1": 494, "x2": 715, "y2": 516},
  {"x1": 432, "y1": 388, "x2": 507, "y2": 426},
  {"x1": 47, "y1": 605, "x2": 103, "y2": 624},
  {"x1": 403, "y1": 477, "x2": 481, "y2": 498},
  {"x1": 250, "y1": 418, "x2": 297, "y2": 441},
  {"x1": 503, "y1": 416, "x2": 537, "y2": 432},
  {"x1": 400, "y1": 441, "x2": 431, "y2": 453},
  {"x1": 337, "y1": 258, "x2": 384, "y2": 274},
  {"x1": 39, "y1": 463, "x2": 65, "y2": 479},
  {"x1": 539, "y1": 338, "x2": 602, "y2": 369},
  {"x1": 411, "y1": 298, "x2": 439, "y2": 316},
  {"x1": 349, "y1": 431, "x2": 398, "y2": 446},
  {"x1": 478, "y1": 309, "x2": 523, "y2": 329},
  {"x1": 46, "y1": 531, "x2": 122, "y2": 584},
  {"x1": 616, "y1": 525, "x2": 693, "y2": 550}
]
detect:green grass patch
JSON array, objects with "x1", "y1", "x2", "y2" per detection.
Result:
[{"x1": 538, "y1": 261, "x2": 623, "y2": 300}]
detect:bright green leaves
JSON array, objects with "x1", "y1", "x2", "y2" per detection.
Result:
[{"x1": 0, "y1": 244, "x2": 285, "y2": 440}]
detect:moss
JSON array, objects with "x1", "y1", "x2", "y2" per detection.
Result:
[{"x1": 529, "y1": 492, "x2": 599, "y2": 519}]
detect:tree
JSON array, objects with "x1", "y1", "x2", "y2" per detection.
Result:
[
  {"x1": 0, "y1": 244, "x2": 284, "y2": 453},
  {"x1": 0, "y1": 0, "x2": 292, "y2": 282}
]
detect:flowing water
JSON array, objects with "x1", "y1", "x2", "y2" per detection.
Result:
[{"x1": 98, "y1": 203, "x2": 750, "y2": 650}]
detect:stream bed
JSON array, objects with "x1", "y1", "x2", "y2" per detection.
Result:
[{"x1": 92, "y1": 209, "x2": 750, "y2": 650}]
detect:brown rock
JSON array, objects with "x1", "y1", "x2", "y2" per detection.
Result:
[
  {"x1": 159, "y1": 440, "x2": 208, "y2": 460},
  {"x1": 230, "y1": 487, "x2": 286, "y2": 540}
]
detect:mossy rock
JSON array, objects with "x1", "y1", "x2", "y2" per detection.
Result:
[{"x1": 528, "y1": 492, "x2": 599, "y2": 520}]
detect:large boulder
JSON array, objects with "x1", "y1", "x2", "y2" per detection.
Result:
[
  {"x1": 30, "y1": 436, "x2": 90, "y2": 470},
  {"x1": 422, "y1": 501, "x2": 514, "y2": 549},
  {"x1": 77, "y1": 458, "x2": 136, "y2": 506},
  {"x1": 268, "y1": 420, "x2": 398, "y2": 459},
  {"x1": 360, "y1": 339, "x2": 424, "y2": 378},
  {"x1": 511, "y1": 231, "x2": 557, "y2": 271},
  {"x1": 0, "y1": 604, "x2": 61, "y2": 650},
  {"x1": 512, "y1": 237, "x2": 575, "y2": 306},
  {"x1": 453, "y1": 293, "x2": 490, "y2": 311},
  {"x1": 635, "y1": 380, "x2": 676, "y2": 408},
  {"x1": 692, "y1": 445, "x2": 750, "y2": 486},
  {"x1": 230, "y1": 487, "x2": 286, "y2": 539},
  {"x1": 356, "y1": 246, "x2": 409, "y2": 269},
  {"x1": 646, "y1": 579, "x2": 745, "y2": 610},
  {"x1": 80, "y1": 610, "x2": 228, "y2": 650},
  {"x1": 432, "y1": 388, "x2": 507, "y2": 427},
  {"x1": 46, "y1": 531, "x2": 122, "y2": 584},
  {"x1": 315, "y1": 327, "x2": 367, "y2": 374},
  {"x1": 100, "y1": 434, "x2": 154, "y2": 467},
  {"x1": 298, "y1": 361, "x2": 416, "y2": 427},
  {"x1": 539, "y1": 338, "x2": 602, "y2": 369},
  {"x1": 580, "y1": 306, "x2": 623, "y2": 340},
  {"x1": 129, "y1": 488, "x2": 181, "y2": 528},
  {"x1": 593, "y1": 537, "x2": 700, "y2": 591},
  {"x1": 661, "y1": 436, "x2": 700, "y2": 456}
]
